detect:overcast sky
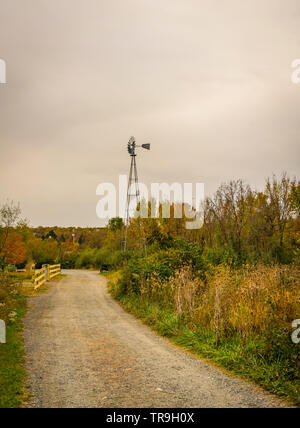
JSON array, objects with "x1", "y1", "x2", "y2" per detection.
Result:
[{"x1": 0, "y1": 0, "x2": 299, "y2": 226}]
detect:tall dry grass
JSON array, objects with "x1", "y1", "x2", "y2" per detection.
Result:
[
  {"x1": 138, "y1": 264, "x2": 299, "y2": 343},
  {"x1": 109, "y1": 263, "x2": 300, "y2": 403}
]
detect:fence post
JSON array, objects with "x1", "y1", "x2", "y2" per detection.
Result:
[
  {"x1": 43, "y1": 264, "x2": 48, "y2": 281},
  {"x1": 0, "y1": 320, "x2": 6, "y2": 344}
]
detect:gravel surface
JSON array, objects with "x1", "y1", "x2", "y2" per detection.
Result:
[{"x1": 24, "y1": 270, "x2": 289, "y2": 408}]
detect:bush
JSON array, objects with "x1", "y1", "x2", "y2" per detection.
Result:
[
  {"x1": 74, "y1": 248, "x2": 134, "y2": 270},
  {"x1": 114, "y1": 240, "x2": 207, "y2": 297},
  {"x1": 75, "y1": 248, "x2": 98, "y2": 269},
  {"x1": 203, "y1": 246, "x2": 241, "y2": 266},
  {"x1": 28, "y1": 238, "x2": 59, "y2": 267}
]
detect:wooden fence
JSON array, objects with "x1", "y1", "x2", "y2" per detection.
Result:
[
  {"x1": 49, "y1": 264, "x2": 61, "y2": 280},
  {"x1": 32, "y1": 264, "x2": 61, "y2": 290},
  {"x1": 33, "y1": 267, "x2": 46, "y2": 290}
]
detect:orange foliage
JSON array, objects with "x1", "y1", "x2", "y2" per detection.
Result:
[{"x1": 0, "y1": 232, "x2": 27, "y2": 265}]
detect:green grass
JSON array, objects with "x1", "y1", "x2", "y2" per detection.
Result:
[
  {"x1": 113, "y1": 293, "x2": 300, "y2": 407},
  {"x1": 0, "y1": 274, "x2": 68, "y2": 408},
  {"x1": 0, "y1": 295, "x2": 28, "y2": 408}
]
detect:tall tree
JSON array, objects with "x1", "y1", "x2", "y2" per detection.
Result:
[{"x1": 0, "y1": 201, "x2": 22, "y2": 269}]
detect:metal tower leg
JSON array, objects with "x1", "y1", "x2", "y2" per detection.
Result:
[{"x1": 122, "y1": 154, "x2": 147, "y2": 255}]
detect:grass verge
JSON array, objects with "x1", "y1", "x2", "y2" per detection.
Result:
[
  {"x1": 108, "y1": 281, "x2": 299, "y2": 407},
  {"x1": 0, "y1": 295, "x2": 28, "y2": 408},
  {"x1": 0, "y1": 273, "x2": 68, "y2": 408}
]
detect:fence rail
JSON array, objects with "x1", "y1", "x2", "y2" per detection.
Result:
[
  {"x1": 32, "y1": 264, "x2": 61, "y2": 290},
  {"x1": 49, "y1": 264, "x2": 61, "y2": 280}
]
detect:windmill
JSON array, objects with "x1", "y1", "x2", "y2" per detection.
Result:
[{"x1": 122, "y1": 136, "x2": 150, "y2": 255}]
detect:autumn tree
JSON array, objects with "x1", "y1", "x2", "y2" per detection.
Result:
[
  {"x1": 1, "y1": 231, "x2": 27, "y2": 265},
  {"x1": 291, "y1": 182, "x2": 300, "y2": 216},
  {"x1": 0, "y1": 201, "x2": 24, "y2": 269},
  {"x1": 108, "y1": 217, "x2": 124, "y2": 231},
  {"x1": 26, "y1": 237, "x2": 59, "y2": 267},
  {"x1": 205, "y1": 180, "x2": 254, "y2": 259},
  {"x1": 265, "y1": 173, "x2": 297, "y2": 252}
]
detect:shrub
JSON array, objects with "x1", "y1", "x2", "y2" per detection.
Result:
[
  {"x1": 75, "y1": 248, "x2": 98, "y2": 269},
  {"x1": 74, "y1": 248, "x2": 134, "y2": 270}
]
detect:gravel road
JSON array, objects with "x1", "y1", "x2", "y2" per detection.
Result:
[{"x1": 24, "y1": 270, "x2": 288, "y2": 408}]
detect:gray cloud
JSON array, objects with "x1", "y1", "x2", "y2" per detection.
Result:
[{"x1": 0, "y1": 0, "x2": 299, "y2": 226}]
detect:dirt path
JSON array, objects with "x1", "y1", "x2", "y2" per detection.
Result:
[{"x1": 24, "y1": 270, "x2": 288, "y2": 408}]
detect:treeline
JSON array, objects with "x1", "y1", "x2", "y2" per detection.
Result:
[
  {"x1": 202, "y1": 174, "x2": 300, "y2": 265},
  {"x1": 0, "y1": 207, "x2": 109, "y2": 270},
  {"x1": 0, "y1": 173, "x2": 299, "y2": 272},
  {"x1": 120, "y1": 173, "x2": 300, "y2": 268}
]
